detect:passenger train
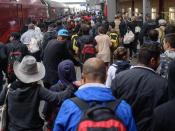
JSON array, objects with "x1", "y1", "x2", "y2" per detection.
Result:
[{"x1": 0, "y1": 0, "x2": 66, "y2": 43}]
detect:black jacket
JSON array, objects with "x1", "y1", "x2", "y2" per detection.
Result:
[
  {"x1": 41, "y1": 31, "x2": 57, "y2": 59},
  {"x1": 152, "y1": 61, "x2": 175, "y2": 131},
  {"x1": 111, "y1": 66, "x2": 168, "y2": 131},
  {"x1": 119, "y1": 20, "x2": 128, "y2": 38},
  {"x1": 0, "y1": 81, "x2": 75, "y2": 131},
  {"x1": 43, "y1": 39, "x2": 77, "y2": 85}
]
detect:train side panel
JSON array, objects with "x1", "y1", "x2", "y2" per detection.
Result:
[{"x1": 0, "y1": 2, "x2": 21, "y2": 43}]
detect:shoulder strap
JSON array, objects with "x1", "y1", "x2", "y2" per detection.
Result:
[
  {"x1": 4, "y1": 84, "x2": 11, "y2": 104},
  {"x1": 70, "y1": 97, "x2": 89, "y2": 111},
  {"x1": 106, "y1": 100, "x2": 121, "y2": 111}
]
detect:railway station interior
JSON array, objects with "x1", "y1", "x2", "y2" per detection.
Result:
[{"x1": 0, "y1": 0, "x2": 175, "y2": 131}]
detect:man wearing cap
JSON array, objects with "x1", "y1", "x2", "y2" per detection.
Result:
[{"x1": 43, "y1": 29, "x2": 78, "y2": 88}]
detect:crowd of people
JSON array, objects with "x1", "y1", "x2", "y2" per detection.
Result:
[{"x1": 0, "y1": 11, "x2": 175, "y2": 131}]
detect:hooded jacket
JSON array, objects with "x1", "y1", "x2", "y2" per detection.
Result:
[
  {"x1": 0, "y1": 81, "x2": 75, "y2": 131},
  {"x1": 158, "y1": 50, "x2": 175, "y2": 78},
  {"x1": 152, "y1": 60, "x2": 175, "y2": 131},
  {"x1": 106, "y1": 60, "x2": 131, "y2": 87},
  {"x1": 43, "y1": 60, "x2": 77, "y2": 129},
  {"x1": 53, "y1": 83, "x2": 137, "y2": 131}
]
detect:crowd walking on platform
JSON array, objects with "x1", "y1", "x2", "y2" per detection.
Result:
[{"x1": 0, "y1": 11, "x2": 175, "y2": 131}]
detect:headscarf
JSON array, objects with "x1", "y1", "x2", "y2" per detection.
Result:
[
  {"x1": 168, "y1": 60, "x2": 175, "y2": 99},
  {"x1": 58, "y1": 60, "x2": 76, "y2": 85}
]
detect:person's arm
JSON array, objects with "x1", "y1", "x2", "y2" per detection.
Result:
[
  {"x1": 42, "y1": 83, "x2": 66, "y2": 119},
  {"x1": 0, "y1": 87, "x2": 7, "y2": 105},
  {"x1": 106, "y1": 66, "x2": 115, "y2": 87},
  {"x1": 39, "y1": 84, "x2": 76, "y2": 104}
]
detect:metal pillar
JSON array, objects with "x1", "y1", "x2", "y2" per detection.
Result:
[
  {"x1": 132, "y1": 0, "x2": 135, "y2": 16},
  {"x1": 143, "y1": 0, "x2": 151, "y2": 22},
  {"x1": 107, "y1": 0, "x2": 117, "y2": 22}
]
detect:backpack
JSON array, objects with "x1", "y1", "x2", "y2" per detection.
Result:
[
  {"x1": 81, "y1": 43, "x2": 96, "y2": 62},
  {"x1": 157, "y1": 27, "x2": 165, "y2": 44},
  {"x1": 71, "y1": 34, "x2": 79, "y2": 54},
  {"x1": 71, "y1": 97, "x2": 126, "y2": 131},
  {"x1": 109, "y1": 33, "x2": 120, "y2": 49},
  {"x1": 112, "y1": 62, "x2": 130, "y2": 75},
  {"x1": 7, "y1": 46, "x2": 23, "y2": 80}
]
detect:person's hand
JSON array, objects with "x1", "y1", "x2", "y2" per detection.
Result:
[{"x1": 73, "y1": 79, "x2": 84, "y2": 88}]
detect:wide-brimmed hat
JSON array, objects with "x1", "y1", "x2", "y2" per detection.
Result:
[{"x1": 13, "y1": 56, "x2": 45, "y2": 83}]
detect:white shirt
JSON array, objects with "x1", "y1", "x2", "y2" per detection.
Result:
[{"x1": 106, "y1": 65, "x2": 117, "y2": 88}]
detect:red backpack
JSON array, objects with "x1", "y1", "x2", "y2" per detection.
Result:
[
  {"x1": 81, "y1": 43, "x2": 96, "y2": 62},
  {"x1": 71, "y1": 97, "x2": 126, "y2": 131}
]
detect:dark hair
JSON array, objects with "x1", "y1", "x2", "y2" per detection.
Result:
[
  {"x1": 114, "y1": 47, "x2": 127, "y2": 60},
  {"x1": 138, "y1": 44, "x2": 161, "y2": 66},
  {"x1": 98, "y1": 26, "x2": 106, "y2": 34},
  {"x1": 56, "y1": 20, "x2": 62, "y2": 26},
  {"x1": 81, "y1": 24, "x2": 90, "y2": 35},
  {"x1": 10, "y1": 32, "x2": 20, "y2": 40},
  {"x1": 165, "y1": 24, "x2": 175, "y2": 35},
  {"x1": 165, "y1": 34, "x2": 175, "y2": 48},
  {"x1": 149, "y1": 30, "x2": 159, "y2": 41},
  {"x1": 83, "y1": 58, "x2": 106, "y2": 83},
  {"x1": 31, "y1": 20, "x2": 37, "y2": 25},
  {"x1": 109, "y1": 22, "x2": 115, "y2": 29}
]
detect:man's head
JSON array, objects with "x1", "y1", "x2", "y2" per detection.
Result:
[
  {"x1": 163, "y1": 34, "x2": 175, "y2": 51},
  {"x1": 82, "y1": 58, "x2": 106, "y2": 84},
  {"x1": 28, "y1": 24, "x2": 35, "y2": 30},
  {"x1": 56, "y1": 20, "x2": 62, "y2": 26},
  {"x1": 98, "y1": 26, "x2": 106, "y2": 34},
  {"x1": 138, "y1": 44, "x2": 161, "y2": 70},
  {"x1": 57, "y1": 29, "x2": 69, "y2": 41},
  {"x1": 9, "y1": 32, "x2": 20, "y2": 41},
  {"x1": 81, "y1": 24, "x2": 90, "y2": 35},
  {"x1": 149, "y1": 29, "x2": 159, "y2": 42}
]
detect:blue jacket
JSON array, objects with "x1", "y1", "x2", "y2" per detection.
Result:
[{"x1": 53, "y1": 83, "x2": 137, "y2": 131}]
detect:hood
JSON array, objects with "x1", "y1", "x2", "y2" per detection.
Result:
[
  {"x1": 168, "y1": 60, "x2": 175, "y2": 99},
  {"x1": 75, "y1": 84, "x2": 115, "y2": 102},
  {"x1": 10, "y1": 81, "x2": 38, "y2": 100},
  {"x1": 164, "y1": 50, "x2": 175, "y2": 59},
  {"x1": 115, "y1": 60, "x2": 131, "y2": 70},
  {"x1": 58, "y1": 60, "x2": 76, "y2": 84}
]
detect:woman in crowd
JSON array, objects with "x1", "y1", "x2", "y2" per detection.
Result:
[
  {"x1": 106, "y1": 47, "x2": 131, "y2": 87},
  {"x1": 95, "y1": 26, "x2": 112, "y2": 66}
]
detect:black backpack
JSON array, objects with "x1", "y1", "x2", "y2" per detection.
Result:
[
  {"x1": 112, "y1": 62, "x2": 131, "y2": 75},
  {"x1": 71, "y1": 97, "x2": 126, "y2": 131},
  {"x1": 7, "y1": 45, "x2": 23, "y2": 80}
]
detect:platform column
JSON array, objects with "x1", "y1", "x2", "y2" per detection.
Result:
[{"x1": 143, "y1": 0, "x2": 151, "y2": 22}]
